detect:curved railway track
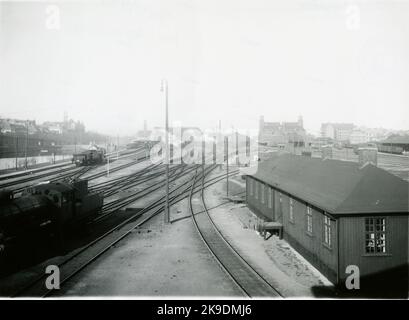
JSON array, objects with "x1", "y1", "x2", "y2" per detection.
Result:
[{"x1": 189, "y1": 167, "x2": 283, "y2": 298}]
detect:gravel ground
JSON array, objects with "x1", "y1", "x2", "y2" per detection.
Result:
[{"x1": 55, "y1": 198, "x2": 245, "y2": 297}]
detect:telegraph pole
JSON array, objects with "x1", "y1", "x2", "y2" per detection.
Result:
[
  {"x1": 162, "y1": 79, "x2": 170, "y2": 224},
  {"x1": 24, "y1": 121, "x2": 28, "y2": 170},
  {"x1": 107, "y1": 155, "x2": 110, "y2": 177},
  {"x1": 236, "y1": 130, "x2": 239, "y2": 165},
  {"x1": 15, "y1": 136, "x2": 18, "y2": 170},
  {"x1": 225, "y1": 136, "x2": 229, "y2": 197},
  {"x1": 116, "y1": 134, "x2": 119, "y2": 159},
  {"x1": 202, "y1": 139, "x2": 205, "y2": 174}
]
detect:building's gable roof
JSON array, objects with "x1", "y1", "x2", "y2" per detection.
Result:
[{"x1": 250, "y1": 153, "x2": 408, "y2": 215}]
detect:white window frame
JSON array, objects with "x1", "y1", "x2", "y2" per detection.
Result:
[
  {"x1": 268, "y1": 187, "x2": 272, "y2": 208},
  {"x1": 261, "y1": 183, "x2": 265, "y2": 204},
  {"x1": 249, "y1": 178, "x2": 253, "y2": 196},
  {"x1": 306, "y1": 206, "x2": 313, "y2": 234},
  {"x1": 289, "y1": 198, "x2": 294, "y2": 223},
  {"x1": 255, "y1": 181, "x2": 258, "y2": 199},
  {"x1": 323, "y1": 214, "x2": 331, "y2": 248},
  {"x1": 365, "y1": 217, "x2": 386, "y2": 254}
]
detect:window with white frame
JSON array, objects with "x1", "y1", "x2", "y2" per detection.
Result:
[
  {"x1": 268, "y1": 187, "x2": 272, "y2": 208},
  {"x1": 306, "y1": 206, "x2": 313, "y2": 234},
  {"x1": 261, "y1": 183, "x2": 265, "y2": 204},
  {"x1": 279, "y1": 192, "x2": 282, "y2": 203},
  {"x1": 365, "y1": 217, "x2": 386, "y2": 254},
  {"x1": 289, "y1": 198, "x2": 294, "y2": 222},
  {"x1": 255, "y1": 181, "x2": 258, "y2": 199},
  {"x1": 323, "y1": 215, "x2": 331, "y2": 247},
  {"x1": 249, "y1": 178, "x2": 253, "y2": 196}
]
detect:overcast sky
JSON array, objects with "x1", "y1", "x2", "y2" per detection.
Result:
[{"x1": 0, "y1": 0, "x2": 408, "y2": 136}]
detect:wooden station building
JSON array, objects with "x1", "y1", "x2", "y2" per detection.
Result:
[{"x1": 245, "y1": 152, "x2": 408, "y2": 294}]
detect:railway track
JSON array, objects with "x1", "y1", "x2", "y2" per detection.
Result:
[
  {"x1": 93, "y1": 164, "x2": 191, "y2": 222},
  {"x1": 2, "y1": 165, "x2": 82, "y2": 191},
  {"x1": 0, "y1": 162, "x2": 72, "y2": 181},
  {"x1": 10, "y1": 165, "x2": 239, "y2": 297},
  {"x1": 0, "y1": 147, "x2": 146, "y2": 191},
  {"x1": 189, "y1": 167, "x2": 283, "y2": 298},
  {"x1": 12, "y1": 165, "x2": 195, "y2": 297},
  {"x1": 2, "y1": 155, "x2": 148, "y2": 194},
  {"x1": 89, "y1": 162, "x2": 163, "y2": 195}
]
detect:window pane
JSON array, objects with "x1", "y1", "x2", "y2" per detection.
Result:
[{"x1": 365, "y1": 217, "x2": 386, "y2": 254}]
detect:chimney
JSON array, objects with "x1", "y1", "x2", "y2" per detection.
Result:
[
  {"x1": 259, "y1": 115, "x2": 264, "y2": 129},
  {"x1": 321, "y1": 145, "x2": 333, "y2": 160},
  {"x1": 298, "y1": 115, "x2": 303, "y2": 129},
  {"x1": 358, "y1": 147, "x2": 378, "y2": 167}
]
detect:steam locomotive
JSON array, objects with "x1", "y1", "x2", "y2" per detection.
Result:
[
  {"x1": 72, "y1": 148, "x2": 106, "y2": 166},
  {"x1": 0, "y1": 179, "x2": 103, "y2": 255}
]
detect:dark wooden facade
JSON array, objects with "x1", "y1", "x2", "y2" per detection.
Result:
[
  {"x1": 338, "y1": 215, "x2": 408, "y2": 283},
  {"x1": 246, "y1": 175, "x2": 408, "y2": 288}
]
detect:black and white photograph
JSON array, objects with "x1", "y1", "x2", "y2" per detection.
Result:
[{"x1": 0, "y1": 0, "x2": 408, "y2": 303}]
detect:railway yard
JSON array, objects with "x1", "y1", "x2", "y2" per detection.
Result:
[
  {"x1": 0, "y1": 145, "x2": 407, "y2": 298},
  {"x1": 0, "y1": 145, "x2": 329, "y2": 298}
]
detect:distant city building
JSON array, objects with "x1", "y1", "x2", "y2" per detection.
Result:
[
  {"x1": 0, "y1": 116, "x2": 104, "y2": 159},
  {"x1": 321, "y1": 123, "x2": 354, "y2": 142},
  {"x1": 43, "y1": 121, "x2": 64, "y2": 134},
  {"x1": 0, "y1": 118, "x2": 38, "y2": 135},
  {"x1": 259, "y1": 116, "x2": 306, "y2": 147},
  {"x1": 0, "y1": 116, "x2": 85, "y2": 136},
  {"x1": 350, "y1": 129, "x2": 370, "y2": 145},
  {"x1": 0, "y1": 119, "x2": 12, "y2": 134}
]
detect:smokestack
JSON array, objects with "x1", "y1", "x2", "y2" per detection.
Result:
[
  {"x1": 259, "y1": 115, "x2": 264, "y2": 128},
  {"x1": 143, "y1": 120, "x2": 147, "y2": 132},
  {"x1": 321, "y1": 145, "x2": 333, "y2": 160},
  {"x1": 358, "y1": 147, "x2": 378, "y2": 167}
]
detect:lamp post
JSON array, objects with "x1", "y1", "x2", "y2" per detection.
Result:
[
  {"x1": 161, "y1": 79, "x2": 170, "y2": 224},
  {"x1": 15, "y1": 135, "x2": 18, "y2": 170},
  {"x1": 24, "y1": 121, "x2": 28, "y2": 170},
  {"x1": 225, "y1": 136, "x2": 229, "y2": 197}
]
